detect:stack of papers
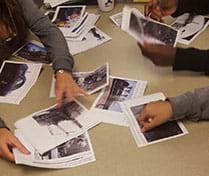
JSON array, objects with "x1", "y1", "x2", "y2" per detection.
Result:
[{"x1": 45, "y1": 5, "x2": 112, "y2": 55}]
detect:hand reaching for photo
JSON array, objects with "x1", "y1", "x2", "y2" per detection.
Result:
[
  {"x1": 55, "y1": 71, "x2": 88, "y2": 108},
  {"x1": 144, "y1": 0, "x2": 178, "y2": 22},
  {"x1": 137, "y1": 100, "x2": 173, "y2": 132},
  {"x1": 0, "y1": 128, "x2": 30, "y2": 162},
  {"x1": 138, "y1": 42, "x2": 176, "y2": 66}
]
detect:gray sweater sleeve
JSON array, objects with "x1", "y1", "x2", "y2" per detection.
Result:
[
  {"x1": 17, "y1": 0, "x2": 74, "y2": 72},
  {"x1": 168, "y1": 86, "x2": 209, "y2": 121},
  {"x1": 0, "y1": 118, "x2": 7, "y2": 128}
]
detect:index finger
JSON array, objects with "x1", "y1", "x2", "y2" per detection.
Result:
[{"x1": 11, "y1": 138, "x2": 30, "y2": 155}]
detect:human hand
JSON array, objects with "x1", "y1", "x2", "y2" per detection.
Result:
[
  {"x1": 137, "y1": 100, "x2": 173, "y2": 132},
  {"x1": 144, "y1": 0, "x2": 178, "y2": 21},
  {"x1": 55, "y1": 71, "x2": 87, "y2": 107},
  {"x1": 138, "y1": 42, "x2": 176, "y2": 66},
  {"x1": 0, "y1": 128, "x2": 30, "y2": 162}
]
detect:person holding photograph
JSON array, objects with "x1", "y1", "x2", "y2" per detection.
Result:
[
  {"x1": 0, "y1": 0, "x2": 86, "y2": 162},
  {"x1": 138, "y1": 86, "x2": 209, "y2": 132},
  {"x1": 138, "y1": 0, "x2": 209, "y2": 74}
]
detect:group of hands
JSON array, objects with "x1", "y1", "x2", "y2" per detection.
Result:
[{"x1": 0, "y1": 0, "x2": 177, "y2": 162}]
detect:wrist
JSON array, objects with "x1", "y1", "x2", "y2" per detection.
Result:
[{"x1": 54, "y1": 69, "x2": 72, "y2": 78}]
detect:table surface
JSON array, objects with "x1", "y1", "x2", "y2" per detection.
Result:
[{"x1": 1, "y1": 3, "x2": 209, "y2": 176}]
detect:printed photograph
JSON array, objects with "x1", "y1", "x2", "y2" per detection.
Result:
[
  {"x1": 35, "y1": 134, "x2": 90, "y2": 160},
  {"x1": 72, "y1": 64, "x2": 108, "y2": 94},
  {"x1": 53, "y1": 6, "x2": 85, "y2": 29},
  {"x1": 14, "y1": 42, "x2": 50, "y2": 64},
  {"x1": 95, "y1": 77, "x2": 137, "y2": 112},
  {"x1": 130, "y1": 104, "x2": 184, "y2": 142},
  {"x1": 0, "y1": 62, "x2": 28, "y2": 96},
  {"x1": 32, "y1": 101, "x2": 85, "y2": 135},
  {"x1": 129, "y1": 10, "x2": 178, "y2": 46},
  {"x1": 171, "y1": 13, "x2": 209, "y2": 44}
]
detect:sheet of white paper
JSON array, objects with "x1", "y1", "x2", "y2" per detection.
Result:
[
  {"x1": 15, "y1": 100, "x2": 100, "y2": 154},
  {"x1": 0, "y1": 61, "x2": 42, "y2": 104},
  {"x1": 122, "y1": 6, "x2": 179, "y2": 46},
  {"x1": 50, "y1": 63, "x2": 109, "y2": 97},
  {"x1": 14, "y1": 130, "x2": 95, "y2": 169},
  {"x1": 120, "y1": 92, "x2": 188, "y2": 147},
  {"x1": 171, "y1": 13, "x2": 209, "y2": 45},
  {"x1": 109, "y1": 12, "x2": 123, "y2": 27},
  {"x1": 91, "y1": 76, "x2": 147, "y2": 126},
  {"x1": 66, "y1": 26, "x2": 112, "y2": 55}
]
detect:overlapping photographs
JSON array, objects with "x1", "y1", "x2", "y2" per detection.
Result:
[
  {"x1": 171, "y1": 13, "x2": 209, "y2": 45},
  {"x1": 120, "y1": 93, "x2": 188, "y2": 147},
  {"x1": 122, "y1": 6, "x2": 178, "y2": 46},
  {"x1": 66, "y1": 26, "x2": 112, "y2": 55},
  {"x1": 50, "y1": 63, "x2": 109, "y2": 97},
  {"x1": 52, "y1": 6, "x2": 86, "y2": 37},
  {"x1": 0, "y1": 61, "x2": 42, "y2": 104},
  {"x1": 13, "y1": 40, "x2": 50, "y2": 64},
  {"x1": 91, "y1": 76, "x2": 147, "y2": 126},
  {"x1": 110, "y1": 12, "x2": 123, "y2": 27},
  {"x1": 14, "y1": 130, "x2": 95, "y2": 169},
  {"x1": 15, "y1": 100, "x2": 99, "y2": 154}
]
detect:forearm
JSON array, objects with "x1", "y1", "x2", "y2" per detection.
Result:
[
  {"x1": 18, "y1": 0, "x2": 74, "y2": 72},
  {"x1": 168, "y1": 86, "x2": 209, "y2": 121},
  {"x1": 172, "y1": 0, "x2": 209, "y2": 16},
  {"x1": 173, "y1": 48, "x2": 209, "y2": 75}
]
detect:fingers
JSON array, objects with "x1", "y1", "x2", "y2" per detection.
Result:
[
  {"x1": 0, "y1": 143, "x2": 15, "y2": 162},
  {"x1": 11, "y1": 137, "x2": 30, "y2": 155}
]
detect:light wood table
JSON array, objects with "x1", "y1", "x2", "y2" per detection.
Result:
[{"x1": 1, "y1": 3, "x2": 209, "y2": 176}]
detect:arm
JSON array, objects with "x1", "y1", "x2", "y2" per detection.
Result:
[
  {"x1": 17, "y1": 0, "x2": 87, "y2": 106},
  {"x1": 173, "y1": 48, "x2": 209, "y2": 74},
  {"x1": 169, "y1": 86, "x2": 209, "y2": 121},
  {"x1": 173, "y1": 0, "x2": 209, "y2": 17},
  {"x1": 17, "y1": 0, "x2": 73, "y2": 72}
]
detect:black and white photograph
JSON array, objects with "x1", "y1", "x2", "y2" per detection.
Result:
[
  {"x1": 14, "y1": 100, "x2": 99, "y2": 154},
  {"x1": 122, "y1": 6, "x2": 178, "y2": 46},
  {"x1": 50, "y1": 63, "x2": 109, "y2": 97},
  {"x1": 121, "y1": 93, "x2": 188, "y2": 147},
  {"x1": 0, "y1": 61, "x2": 42, "y2": 104},
  {"x1": 91, "y1": 76, "x2": 147, "y2": 126},
  {"x1": 66, "y1": 26, "x2": 112, "y2": 55},
  {"x1": 72, "y1": 63, "x2": 109, "y2": 94},
  {"x1": 32, "y1": 101, "x2": 85, "y2": 135},
  {"x1": 13, "y1": 130, "x2": 95, "y2": 168},
  {"x1": 13, "y1": 41, "x2": 50, "y2": 64},
  {"x1": 171, "y1": 13, "x2": 209, "y2": 45}
]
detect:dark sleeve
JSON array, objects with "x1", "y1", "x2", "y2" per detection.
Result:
[
  {"x1": 17, "y1": 0, "x2": 74, "y2": 72},
  {"x1": 0, "y1": 117, "x2": 7, "y2": 128},
  {"x1": 172, "y1": 0, "x2": 209, "y2": 16},
  {"x1": 168, "y1": 86, "x2": 209, "y2": 121},
  {"x1": 173, "y1": 48, "x2": 209, "y2": 75}
]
